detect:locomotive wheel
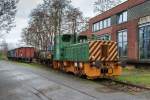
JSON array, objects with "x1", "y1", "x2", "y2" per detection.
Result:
[
  {"x1": 52, "y1": 61, "x2": 56, "y2": 69},
  {"x1": 73, "y1": 67, "x2": 83, "y2": 77},
  {"x1": 53, "y1": 61, "x2": 60, "y2": 69}
]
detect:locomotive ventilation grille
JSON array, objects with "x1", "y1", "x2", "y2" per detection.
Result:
[{"x1": 89, "y1": 41, "x2": 118, "y2": 61}]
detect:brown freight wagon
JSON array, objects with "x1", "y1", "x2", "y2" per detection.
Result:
[{"x1": 15, "y1": 47, "x2": 36, "y2": 62}]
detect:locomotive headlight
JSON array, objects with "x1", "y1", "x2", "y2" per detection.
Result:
[
  {"x1": 74, "y1": 62, "x2": 78, "y2": 67},
  {"x1": 63, "y1": 62, "x2": 67, "y2": 67},
  {"x1": 79, "y1": 63, "x2": 83, "y2": 68},
  {"x1": 92, "y1": 62, "x2": 96, "y2": 65},
  {"x1": 90, "y1": 61, "x2": 96, "y2": 66}
]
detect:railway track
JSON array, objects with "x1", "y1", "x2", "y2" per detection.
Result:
[
  {"x1": 35, "y1": 67, "x2": 150, "y2": 94},
  {"x1": 98, "y1": 78, "x2": 150, "y2": 92},
  {"x1": 22, "y1": 67, "x2": 98, "y2": 99},
  {"x1": 111, "y1": 79, "x2": 150, "y2": 90},
  {"x1": 13, "y1": 61, "x2": 150, "y2": 93}
]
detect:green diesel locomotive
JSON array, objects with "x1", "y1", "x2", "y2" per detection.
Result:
[{"x1": 52, "y1": 34, "x2": 122, "y2": 79}]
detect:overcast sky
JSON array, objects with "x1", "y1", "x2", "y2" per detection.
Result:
[
  {"x1": 5, "y1": 0, "x2": 97, "y2": 48},
  {"x1": 5, "y1": 0, "x2": 126, "y2": 48}
]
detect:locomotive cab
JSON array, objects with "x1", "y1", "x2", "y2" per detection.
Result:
[
  {"x1": 77, "y1": 35, "x2": 88, "y2": 43},
  {"x1": 61, "y1": 34, "x2": 74, "y2": 45},
  {"x1": 54, "y1": 34, "x2": 74, "y2": 60}
]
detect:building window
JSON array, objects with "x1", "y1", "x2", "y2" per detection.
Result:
[
  {"x1": 117, "y1": 29, "x2": 128, "y2": 57},
  {"x1": 97, "y1": 34, "x2": 111, "y2": 41},
  {"x1": 96, "y1": 22, "x2": 99, "y2": 31},
  {"x1": 139, "y1": 24, "x2": 150, "y2": 59},
  {"x1": 103, "y1": 19, "x2": 107, "y2": 28},
  {"x1": 93, "y1": 23, "x2": 96, "y2": 32},
  {"x1": 92, "y1": 17, "x2": 111, "y2": 32},
  {"x1": 92, "y1": 24, "x2": 94, "y2": 32},
  {"x1": 108, "y1": 18, "x2": 111, "y2": 27},
  {"x1": 93, "y1": 22, "x2": 99, "y2": 32},
  {"x1": 99, "y1": 21, "x2": 103, "y2": 30},
  {"x1": 103, "y1": 18, "x2": 111, "y2": 28},
  {"x1": 118, "y1": 11, "x2": 127, "y2": 24}
]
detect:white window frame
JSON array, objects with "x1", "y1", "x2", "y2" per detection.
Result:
[
  {"x1": 117, "y1": 29, "x2": 128, "y2": 57},
  {"x1": 118, "y1": 11, "x2": 128, "y2": 24},
  {"x1": 92, "y1": 17, "x2": 111, "y2": 32}
]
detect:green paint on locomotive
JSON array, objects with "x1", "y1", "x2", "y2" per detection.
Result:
[
  {"x1": 53, "y1": 34, "x2": 74, "y2": 61},
  {"x1": 53, "y1": 33, "x2": 118, "y2": 62},
  {"x1": 53, "y1": 34, "x2": 89, "y2": 62},
  {"x1": 63, "y1": 43, "x2": 89, "y2": 62}
]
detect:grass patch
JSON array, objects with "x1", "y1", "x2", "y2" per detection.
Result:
[
  {"x1": 0, "y1": 53, "x2": 4, "y2": 60},
  {"x1": 117, "y1": 67, "x2": 150, "y2": 88},
  {"x1": 0, "y1": 53, "x2": 2, "y2": 60},
  {"x1": 0, "y1": 52, "x2": 7, "y2": 60}
]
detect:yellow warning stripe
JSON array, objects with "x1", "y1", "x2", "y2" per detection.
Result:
[
  {"x1": 89, "y1": 41, "x2": 118, "y2": 61},
  {"x1": 89, "y1": 42, "x2": 99, "y2": 54},
  {"x1": 91, "y1": 42, "x2": 102, "y2": 57},
  {"x1": 92, "y1": 44, "x2": 102, "y2": 60},
  {"x1": 110, "y1": 52, "x2": 118, "y2": 61},
  {"x1": 106, "y1": 46, "x2": 117, "y2": 61}
]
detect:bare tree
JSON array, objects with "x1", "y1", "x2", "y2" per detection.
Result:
[
  {"x1": 41, "y1": 0, "x2": 71, "y2": 35},
  {"x1": 0, "y1": 0, "x2": 19, "y2": 38},
  {"x1": 0, "y1": 39, "x2": 8, "y2": 58},
  {"x1": 66, "y1": 7, "x2": 83, "y2": 42},
  {"x1": 94, "y1": 0, "x2": 123, "y2": 14},
  {"x1": 22, "y1": 0, "x2": 70, "y2": 50},
  {"x1": 21, "y1": 4, "x2": 54, "y2": 50},
  {"x1": 21, "y1": 0, "x2": 86, "y2": 50}
]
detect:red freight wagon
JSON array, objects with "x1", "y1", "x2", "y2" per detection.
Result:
[{"x1": 15, "y1": 47, "x2": 36, "y2": 62}]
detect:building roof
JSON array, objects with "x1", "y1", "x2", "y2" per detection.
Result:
[{"x1": 89, "y1": 0, "x2": 145, "y2": 24}]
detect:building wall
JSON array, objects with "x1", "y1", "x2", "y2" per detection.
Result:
[
  {"x1": 89, "y1": 0, "x2": 145, "y2": 32},
  {"x1": 128, "y1": 0, "x2": 150, "y2": 20},
  {"x1": 88, "y1": 0, "x2": 150, "y2": 61},
  {"x1": 126, "y1": 19, "x2": 139, "y2": 60},
  {"x1": 93, "y1": 27, "x2": 113, "y2": 36}
]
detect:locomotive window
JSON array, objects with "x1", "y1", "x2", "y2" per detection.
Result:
[
  {"x1": 101, "y1": 45, "x2": 109, "y2": 57},
  {"x1": 62, "y1": 35, "x2": 71, "y2": 42},
  {"x1": 78, "y1": 36, "x2": 87, "y2": 42}
]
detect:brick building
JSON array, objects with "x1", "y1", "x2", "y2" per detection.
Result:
[{"x1": 87, "y1": 0, "x2": 150, "y2": 62}]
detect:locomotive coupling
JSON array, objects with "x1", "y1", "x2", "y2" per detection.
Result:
[
  {"x1": 101, "y1": 67, "x2": 108, "y2": 74},
  {"x1": 90, "y1": 61, "x2": 102, "y2": 68}
]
